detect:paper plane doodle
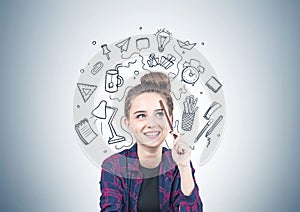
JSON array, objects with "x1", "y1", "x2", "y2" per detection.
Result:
[
  {"x1": 115, "y1": 37, "x2": 131, "y2": 53},
  {"x1": 177, "y1": 40, "x2": 197, "y2": 50}
]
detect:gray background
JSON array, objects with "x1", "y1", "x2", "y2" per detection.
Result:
[{"x1": 1, "y1": 0, "x2": 299, "y2": 211}]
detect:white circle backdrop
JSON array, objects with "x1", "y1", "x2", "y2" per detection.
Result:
[{"x1": 73, "y1": 30, "x2": 226, "y2": 169}]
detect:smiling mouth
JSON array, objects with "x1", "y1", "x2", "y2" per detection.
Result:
[{"x1": 144, "y1": 131, "x2": 160, "y2": 138}]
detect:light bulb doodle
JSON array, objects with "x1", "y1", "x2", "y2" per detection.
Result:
[{"x1": 156, "y1": 29, "x2": 172, "y2": 52}]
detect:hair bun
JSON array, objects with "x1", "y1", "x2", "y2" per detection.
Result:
[{"x1": 140, "y1": 72, "x2": 171, "y2": 91}]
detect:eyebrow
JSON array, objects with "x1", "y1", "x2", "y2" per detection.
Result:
[{"x1": 133, "y1": 109, "x2": 163, "y2": 115}]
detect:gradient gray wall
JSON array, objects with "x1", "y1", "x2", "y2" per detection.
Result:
[{"x1": 1, "y1": 0, "x2": 299, "y2": 211}]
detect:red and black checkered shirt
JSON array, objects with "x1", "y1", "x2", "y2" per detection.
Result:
[{"x1": 100, "y1": 143, "x2": 203, "y2": 211}]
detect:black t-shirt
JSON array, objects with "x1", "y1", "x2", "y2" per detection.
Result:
[{"x1": 137, "y1": 164, "x2": 160, "y2": 212}]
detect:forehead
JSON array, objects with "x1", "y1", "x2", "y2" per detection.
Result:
[{"x1": 130, "y1": 92, "x2": 163, "y2": 112}]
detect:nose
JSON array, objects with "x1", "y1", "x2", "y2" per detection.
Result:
[{"x1": 146, "y1": 116, "x2": 156, "y2": 128}]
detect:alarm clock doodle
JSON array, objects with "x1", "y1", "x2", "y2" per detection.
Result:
[{"x1": 73, "y1": 29, "x2": 226, "y2": 168}]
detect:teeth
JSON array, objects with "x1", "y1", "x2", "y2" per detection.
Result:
[{"x1": 144, "y1": 132, "x2": 159, "y2": 136}]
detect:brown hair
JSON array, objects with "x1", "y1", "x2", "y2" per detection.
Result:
[{"x1": 124, "y1": 72, "x2": 173, "y2": 119}]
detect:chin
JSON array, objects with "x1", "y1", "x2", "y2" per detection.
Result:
[{"x1": 139, "y1": 137, "x2": 165, "y2": 148}]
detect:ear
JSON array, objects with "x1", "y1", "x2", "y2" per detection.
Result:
[{"x1": 123, "y1": 117, "x2": 131, "y2": 131}]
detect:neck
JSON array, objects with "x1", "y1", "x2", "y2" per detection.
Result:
[{"x1": 137, "y1": 143, "x2": 163, "y2": 168}]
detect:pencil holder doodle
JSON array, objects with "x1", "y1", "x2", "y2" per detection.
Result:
[{"x1": 181, "y1": 112, "x2": 196, "y2": 131}]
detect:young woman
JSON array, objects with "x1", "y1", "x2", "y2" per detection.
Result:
[{"x1": 100, "y1": 72, "x2": 203, "y2": 211}]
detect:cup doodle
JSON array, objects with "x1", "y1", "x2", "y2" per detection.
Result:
[{"x1": 105, "y1": 69, "x2": 124, "y2": 93}]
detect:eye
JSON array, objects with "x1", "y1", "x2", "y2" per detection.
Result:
[
  {"x1": 136, "y1": 114, "x2": 146, "y2": 119},
  {"x1": 156, "y1": 111, "x2": 164, "y2": 118}
]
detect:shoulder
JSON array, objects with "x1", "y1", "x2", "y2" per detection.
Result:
[
  {"x1": 101, "y1": 144, "x2": 137, "y2": 177},
  {"x1": 102, "y1": 148, "x2": 129, "y2": 168}
]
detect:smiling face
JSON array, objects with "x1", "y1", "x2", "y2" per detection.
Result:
[{"x1": 124, "y1": 92, "x2": 171, "y2": 148}]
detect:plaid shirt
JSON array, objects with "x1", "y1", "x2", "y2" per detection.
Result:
[{"x1": 100, "y1": 143, "x2": 203, "y2": 211}]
